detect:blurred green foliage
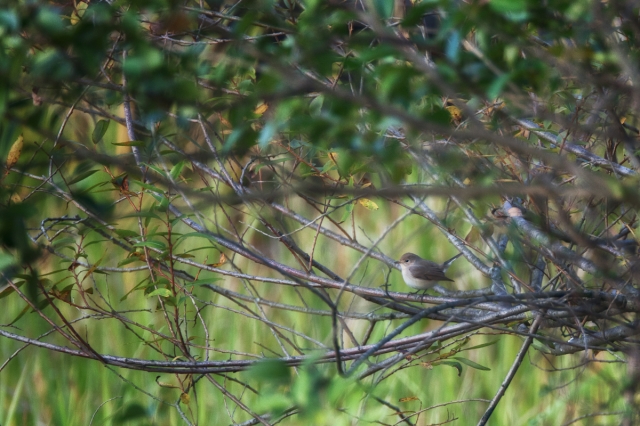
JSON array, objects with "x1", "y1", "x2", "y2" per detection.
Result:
[{"x1": 1, "y1": 0, "x2": 639, "y2": 424}]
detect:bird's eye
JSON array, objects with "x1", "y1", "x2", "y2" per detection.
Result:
[{"x1": 404, "y1": 259, "x2": 409, "y2": 262}]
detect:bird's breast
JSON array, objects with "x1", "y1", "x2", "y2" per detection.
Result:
[{"x1": 402, "y1": 267, "x2": 435, "y2": 290}]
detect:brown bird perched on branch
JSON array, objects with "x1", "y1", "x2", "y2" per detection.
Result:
[{"x1": 396, "y1": 252, "x2": 462, "y2": 290}]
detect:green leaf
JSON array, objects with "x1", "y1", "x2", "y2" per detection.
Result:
[
  {"x1": 123, "y1": 48, "x2": 163, "y2": 77},
  {"x1": 339, "y1": 201, "x2": 354, "y2": 222},
  {"x1": 120, "y1": 276, "x2": 153, "y2": 300},
  {"x1": 258, "y1": 121, "x2": 278, "y2": 148},
  {"x1": 117, "y1": 256, "x2": 142, "y2": 267},
  {"x1": 154, "y1": 278, "x2": 171, "y2": 286},
  {"x1": 8, "y1": 304, "x2": 30, "y2": 325},
  {"x1": 532, "y1": 339, "x2": 555, "y2": 353},
  {"x1": 146, "y1": 288, "x2": 172, "y2": 298},
  {"x1": 112, "y1": 141, "x2": 146, "y2": 147},
  {"x1": 83, "y1": 239, "x2": 108, "y2": 249},
  {"x1": 402, "y1": 2, "x2": 433, "y2": 26},
  {"x1": 68, "y1": 169, "x2": 98, "y2": 185},
  {"x1": 0, "y1": 279, "x2": 22, "y2": 300},
  {"x1": 113, "y1": 403, "x2": 148, "y2": 422},
  {"x1": 487, "y1": 73, "x2": 511, "y2": 100},
  {"x1": 446, "y1": 30, "x2": 461, "y2": 63},
  {"x1": 170, "y1": 160, "x2": 186, "y2": 181},
  {"x1": 52, "y1": 237, "x2": 76, "y2": 248},
  {"x1": 81, "y1": 181, "x2": 109, "y2": 195},
  {"x1": 91, "y1": 119, "x2": 110, "y2": 144},
  {"x1": 490, "y1": 0, "x2": 527, "y2": 14},
  {"x1": 162, "y1": 295, "x2": 178, "y2": 307},
  {"x1": 320, "y1": 160, "x2": 336, "y2": 174},
  {"x1": 0, "y1": 10, "x2": 19, "y2": 32},
  {"x1": 186, "y1": 278, "x2": 224, "y2": 286},
  {"x1": 0, "y1": 252, "x2": 15, "y2": 271},
  {"x1": 254, "y1": 393, "x2": 292, "y2": 417},
  {"x1": 146, "y1": 164, "x2": 165, "y2": 176},
  {"x1": 133, "y1": 241, "x2": 166, "y2": 251},
  {"x1": 463, "y1": 340, "x2": 499, "y2": 350},
  {"x1": 452, "y1": 357, "x2": 491, "y2": 371},
  {"x1": 247, "y1": 359, "x2": 291, "y2": 385},
  {"x1": 309, "y1": 95, "x2": 324, "y2": 115},
  {"x1": 132, "y1": 180, "x2": 164, "y2": 195},
  {"x1": 177, "y1": 232, "x2": 215, "y2": 242},
  {"x1": 122, "y1": 211, "x2": 162, "y2": 220},
  {"x1": 115, "y1": 229, "x2": 140, "y2": 239},
  {"x1": 436, "y1": 360, "x2": 462, "y2": 376},
  {"x1": 373, "y1": 0, "x2": 394, "y2": 19},
  {"x1": 9, "y1": 298, "x2": 52, "y2": 326}
]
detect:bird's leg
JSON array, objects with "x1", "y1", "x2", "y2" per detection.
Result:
[
  {"x1": 408, "y1": 289, "x2": 429, "y2": 300},
  {"x1": 419, "y1": 289, "x2": 429, "y2": 301}
]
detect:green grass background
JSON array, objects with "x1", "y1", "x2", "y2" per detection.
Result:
[{"x1": 0, "y1": 115, "x2": 629, "y2": 426}]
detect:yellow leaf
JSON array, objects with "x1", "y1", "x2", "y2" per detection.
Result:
[
  {"x1": 445, "y1": 105, "x2": 463, "y2": 123},
  {"x1": 6, "y1": 135, "x2": 23, "y2": 172},
  {"x1": 219, "y1": 116, "x2": 232, "y2": 128},
  {"x1": 70, "y1": 2, "x2": 88, "y2": 25},
  {"x1": 208, "y1": 252, "x2": 226, "y2": 267},
  {"x1": 399, "y1": 396, "x2": 420, "y2": 402},
  {"x1": 464, "y1": 227, "x2": 481, "y2": 243},
  {"x1": 254, "y1": 102, "x2": 269, "y2": 115},
  {"x1": 180, "y1": 393, "x2": 190, "y2": 404},
  {"x1": 155, "y1": 377, "x2": 181, "y2": 389},
  {"x1": 358, "y1": 198, "x2": 379, "y2": 211}
]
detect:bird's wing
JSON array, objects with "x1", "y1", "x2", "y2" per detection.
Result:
[{"x1": 409, "y1": 262, "x2": 453, "y2": 282}]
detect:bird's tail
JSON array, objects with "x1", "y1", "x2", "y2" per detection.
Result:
[{"x1": 443, "y1": 253, "x2": 463, "y2": 268}]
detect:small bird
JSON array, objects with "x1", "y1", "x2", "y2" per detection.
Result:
[{"x1": 396, "y1": 252, "x2": 462, "y2": 290}]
